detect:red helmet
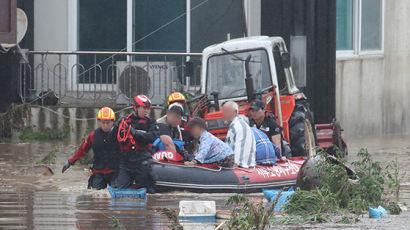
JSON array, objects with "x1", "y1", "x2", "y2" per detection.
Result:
[{"x1": 133, "y1": 94, "x2": 152, "y2": 108}]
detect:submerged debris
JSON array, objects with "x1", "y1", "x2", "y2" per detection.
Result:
[
  {"x1": 19, "y1": 165, "x2": 54, "y2": 176},
  {"x1": 156, "y1": 208, "x2": 183, "y2": 230},
  {"x1": 282, "y1": 147, "x2": 406, "y2": 223},
  {"x1": 223, "y1": 191, "x2": 282, "y2": 230},
  {"x1": 0, "y1": 103, "x2": 31, "y2": 139},
  {"x1": 111, "y1": 216, "x2": 126, "y2": 230}
]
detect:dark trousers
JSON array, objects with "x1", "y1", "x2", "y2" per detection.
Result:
[
  {"x1": 214, "y1": 154, "x2": 235, "y2": 167},
  {"x1": 88, "y1": 172, "x2": 115, "y2": 190},
  {"x1": 116, "y1": 151, "x2": 155, "y2": 190}
]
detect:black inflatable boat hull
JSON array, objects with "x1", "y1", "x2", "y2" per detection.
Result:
[{"x1": 152, "y1": 157, "x2": 305, "y2": 193}]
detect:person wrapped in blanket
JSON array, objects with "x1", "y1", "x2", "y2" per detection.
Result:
[
  {"x1": 248, "y1": 99, "x2": 287, "y2": 163},
  {"x1": 252, "y1": 128, "x2": 283, "y2": 165},
  {"x1": 184, "y1": 117, "x2": 235, "y2": 167},
  {"x1": 61, "y1": 107, "x2": 120, "y2": 190}
]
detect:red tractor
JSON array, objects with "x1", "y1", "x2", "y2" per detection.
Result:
[{"x1": 190, "y1": 36, "x2": 347, "y2": 157}]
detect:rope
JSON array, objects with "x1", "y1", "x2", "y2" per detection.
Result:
[
  {"x1": 155, "y1": 161, "x2": 261, "y2": 173},
  {"x1": 155, "y1": 161, "x2": 223, "y2": 172},
  {"x1": 287, "y1": 159, "x2": 304, "y2": 165}
]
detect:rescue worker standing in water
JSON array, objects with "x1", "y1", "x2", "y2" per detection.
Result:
[
  {"x1": 62, "y1": 107, "x2": 120, "y2": 190},
  {"x1": 113, "y1": 94, "x2": 159, "y2": 192}
]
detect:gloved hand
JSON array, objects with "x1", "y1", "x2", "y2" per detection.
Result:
[
  {"x1": 129, "y1": 127, "x2": 147, "y2": 140},
  {"x1": 62, "y1": 160, "x2": 73, "y2": 173}
]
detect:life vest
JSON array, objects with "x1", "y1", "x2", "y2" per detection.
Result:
[
  {"x1": 180, "y1": 115, "x2": 189, "y2": 132},
  {"x1": 117, "y1": 114, "x2": 151, "y2": 152},
  {"x1": 92, "y1": 128, "x2": 120, "y2": 170}
]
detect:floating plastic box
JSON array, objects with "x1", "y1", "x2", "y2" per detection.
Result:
[{"x1": 108, "y1": 186, "x2": 146, "y2": 199}]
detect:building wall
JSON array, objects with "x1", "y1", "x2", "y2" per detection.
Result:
[
  {"x1": 34, "y1": 0, "x2": 68, "y2": 51},
  {"x1": 33, "y1": 0, "x2": 70, "y2": 95},
  {"x1": 261, "y1": 0, "x2": 336, "y2": 124},
  {"x1": 336, "y1": 0, "x2": 410, "y2": 137}
]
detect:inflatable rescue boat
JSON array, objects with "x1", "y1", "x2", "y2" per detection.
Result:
[{"x1": 151, "y1": 151, "x2": 305, "y2": 193}]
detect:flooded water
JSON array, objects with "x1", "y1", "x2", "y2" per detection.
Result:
[{"x1": 0, "y1": 135, "x2": 409, "y2": 229}]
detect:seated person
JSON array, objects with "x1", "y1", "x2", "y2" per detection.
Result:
[
  {"x1": 165, "y1": 92, "x2": 195, "y2": 155},
  {"x1": 184, "y1": 117, "x2": 234, "y2": 167},
  {"x1": 208, "y1": 104, "x2": 218, "y2": 113},
  {"x1": 155, "y1": 103, "x2": 185, "y2": 153},
  {"x1": 222, "y1": 101, "x2": 256, "y2": 168},
  {"x1": 252, "y1": 127, "x2": 283, "y2": 165},
  {"x1": 248, "y1": 99, "x2": 287, "y2": 160}
]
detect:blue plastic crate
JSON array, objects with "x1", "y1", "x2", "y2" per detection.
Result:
[
  {"x1": 263, "y1": 187, "x2": 294, "y2": 212},
  {"x1": 108, "y1": 186, "x2": 147, "y2": 199}
]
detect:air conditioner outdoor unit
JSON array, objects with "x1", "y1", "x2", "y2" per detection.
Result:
[{"x1": 116, "y1": 61, "x2": 178, "y2": 105}]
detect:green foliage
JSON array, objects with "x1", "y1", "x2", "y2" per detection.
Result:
[
  {"x1": 36, "y1": 146, "x2": 60, "y2": 165},
  {"x1": 283, "y1": 147, "x2": 403, "y2": 223},
  {"x1": 315, "y1": 147, "x2": 353, "y2": 209},
  {"x1": 386, "y1": 203, "x2": 402, "y2": 215},
  {"x1": 385, "y1": 157, "x2": 406, "y2": 202},
  {"x1": 283, "y1": 188, "x2": 338, "y2": 216},
  {"x1": 19, "y1": 125, "x2": 70, "y2": 141},
  {"x1": 156, "y1": 208, "x2": 183, "y2": 230},
  {"x1": 224, "y1": 191, "x2": 281, "y2": 230},
  {"x1": 111, "y1": 216, "x2": 126, "y2": 230},
  {"x1": 350, "y1": 148, "x2": 385, "y2": 210}
]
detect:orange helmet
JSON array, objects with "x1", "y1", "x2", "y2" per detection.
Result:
[
  {"x1": 168, "y1": 92, "x2": 186, "y2": 105},
  {"x1": 97, "y1": 107, "x2": 115, "y2": 120}
]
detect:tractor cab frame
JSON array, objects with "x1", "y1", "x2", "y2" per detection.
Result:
[{"x1": 196, "y1": 36, "x2": 346, "y2": 157}]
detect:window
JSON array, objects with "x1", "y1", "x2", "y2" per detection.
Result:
[
  {"x1": 336, "y1": 0, "x2": 384, "y2": 55},
  {"x1": 206, "y1": 49, "x2": 271, "y2": 100},
  {"x1": 78, "y1": 0, "x2": 127, "y2": 83},
  {"x1": 361, "y1": 0, "x2": 382, "y2": 50},
  {"x1": 336, "y1": 0, "x2": 354, "y2": 50}
]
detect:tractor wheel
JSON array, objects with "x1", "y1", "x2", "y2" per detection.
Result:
[{"x1": 288, "y1": 100, "x2": 317, "y2": 157}]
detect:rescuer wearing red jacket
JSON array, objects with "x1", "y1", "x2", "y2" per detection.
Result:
[
  {"x1": 62, "y1": 107, "x2": 120, "y2": 190},
  {"x1": 113, "y1": 95, "x2": 159, "y2": 192}
]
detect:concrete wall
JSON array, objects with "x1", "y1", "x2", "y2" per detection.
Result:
[
  {"x1": 24, "y1": 106, "x2": 162, "y2": 142},
  {"x1": 336, "y1": 0, "x2": 410, "y2": 137}
]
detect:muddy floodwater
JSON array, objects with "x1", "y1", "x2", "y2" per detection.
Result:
[{"x1": 0, "y1": 135, "x2": 409, "y2": 229}]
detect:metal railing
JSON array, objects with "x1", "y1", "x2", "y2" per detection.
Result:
[{"x1": 18, "y1": 50, "x2": 202, "y2": 107}]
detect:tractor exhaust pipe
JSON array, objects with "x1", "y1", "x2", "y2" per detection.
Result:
[
  {"x1": 211, "y1": 92, "x2": 220, "y2": 111},
  {"x1": 244, "y1": 55, "x2": 255, "y2": 102}
]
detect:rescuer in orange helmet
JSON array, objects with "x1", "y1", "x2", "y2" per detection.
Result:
[
  {"x1": 62, "y1": 107, "x2": 120, "y2": 190},
  {"x1": 158, "y1": 92, "x2": 195, "y2": 159},
  {"x1": 168, "y1": 91, "x2": 186, "y2": 105}
]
